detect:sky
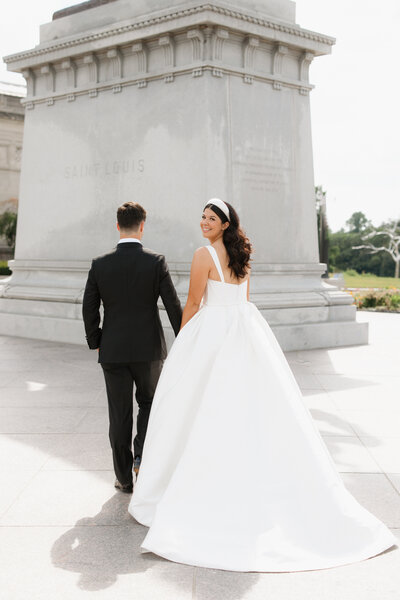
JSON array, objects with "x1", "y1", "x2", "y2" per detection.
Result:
[{"x1": 1, "y1": 0, "x2": 399, "y2": 232}]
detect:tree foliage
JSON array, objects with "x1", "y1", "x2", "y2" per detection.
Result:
[
  {"x1": 0, "y1": 211, "x2": 17, "y2": 249},
  {"x1": 315, "y1": 185, "x2": 329, "y2": 276},
  {"x1": 328, "y1": 211, "x2": 398, "y2": 277},
  {"x1": 345, "y1": 211, "x2": 371, "y2": 233}
]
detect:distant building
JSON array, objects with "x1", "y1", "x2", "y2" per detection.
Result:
[{"x1": 0, "y1": 81, "x2": 25, "y2": 258}]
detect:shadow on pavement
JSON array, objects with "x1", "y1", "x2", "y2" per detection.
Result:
[{"x1": 51, "y1": 493, "x2": 166, "y2": 591}]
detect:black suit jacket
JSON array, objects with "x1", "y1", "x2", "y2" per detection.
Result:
[{"x1": 82, "y1": 242, "x2": 182, "y2": 363}]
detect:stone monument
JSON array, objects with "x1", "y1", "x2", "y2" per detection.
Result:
[{"x1": 0, "y1": 0, "x2": 368, "y2": 349}]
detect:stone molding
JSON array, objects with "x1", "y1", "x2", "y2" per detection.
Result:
[
  {"x1": 2, "y1": 259, "x2": 353, "y2": 309},
  {"x1": 18, "y1": 67, "x2": 313, "y2": 108},
  {"x1": 1, "y1": 260, "x2": 354, "y2": 330},
  {"x1": 7, "y1": 258, "x2": 328, "y2": 273}
]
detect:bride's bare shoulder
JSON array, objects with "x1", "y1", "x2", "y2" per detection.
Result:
[
  {"x1": 192, "y1": 246, "x2": 211, "y2": 260},
  {"x1": 191, "y1": 247, "x2": 211, "y2": 270}
]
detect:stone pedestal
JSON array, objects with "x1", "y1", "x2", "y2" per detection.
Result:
[{"x1": 1, "y1": 0, "x2": 368, "y2": 350}]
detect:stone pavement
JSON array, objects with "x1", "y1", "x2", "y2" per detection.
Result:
[{"x1": 0, "y1": 312, "x2": 399, "y2": 600}]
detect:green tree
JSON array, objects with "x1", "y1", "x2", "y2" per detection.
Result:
[
  {"x1": 329, "y1": 230, "x2": 366, "y2": 272},
  {"x1": 329, "y1": 214, "x2": 399, "y2": 277},
  {"x1": 0, "y1": 211, "x2": 17, "y2": 249},
  {"x1": 315, "y1": 185, "x2": 329, "y2": 276},
  {"x1": 345, "y1": 211, "x2": 371, "y2": 233}
]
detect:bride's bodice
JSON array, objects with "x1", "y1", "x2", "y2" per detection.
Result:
[{"x1": 202, "y1": 246, "x2": 248, "y2": 307}]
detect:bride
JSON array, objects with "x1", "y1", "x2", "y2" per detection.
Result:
[{"x1": 128, "y1": 198, "x2": 396, "y2": 572}]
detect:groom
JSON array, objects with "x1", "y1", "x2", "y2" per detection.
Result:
[{"x1": 82, "y1": 202, "x2": 182, "y2": 493}]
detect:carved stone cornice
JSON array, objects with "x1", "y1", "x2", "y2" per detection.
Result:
[
  {"x1": 12, "y1": 6, "x2": 323, "y2": 108},
  {"x1": 4, "y1": 3, "x2": 335, "y2": 69}
]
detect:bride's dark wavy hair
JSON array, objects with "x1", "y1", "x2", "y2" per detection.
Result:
[{"x1": 204, "y1": 201, "x2": 252, "y2": 279}]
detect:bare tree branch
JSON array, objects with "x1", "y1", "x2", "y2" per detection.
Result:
[
  {"x1": 353, "y1": 244, "x2": 397, "y2": 258},
  {"x1": 352, "y1": 219, "x2": 400, "y2": 278}
]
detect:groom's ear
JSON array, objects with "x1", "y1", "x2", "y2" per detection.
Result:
[
  {"x1": 117, "y1": 222, "x2": 120, "y2": 232},
  {"x1": 139, "y1": 221, "x2": 145, "y2": 233}
]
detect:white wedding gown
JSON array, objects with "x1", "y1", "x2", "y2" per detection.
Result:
[{"x1": 128, "y1": 246, "x2": 396, "y2": 572}]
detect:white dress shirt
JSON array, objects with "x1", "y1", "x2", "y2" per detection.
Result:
[{"x1": 118, "y1": 238, "x2": 142, "y2": 245}]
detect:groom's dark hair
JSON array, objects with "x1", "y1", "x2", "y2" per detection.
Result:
[{"x1": 117, "y1": 202, "x2": 147, "y2": 230}]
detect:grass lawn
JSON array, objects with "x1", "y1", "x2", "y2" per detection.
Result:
[
  {"x1": 341, "y1": 272, "x2": 400, "y2": 289},
  {"x1": 0, "y1": 260, "x2": 11, "y2": 276}
]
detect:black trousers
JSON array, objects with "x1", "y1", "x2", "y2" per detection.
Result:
[{"x1": 101, "y1": 360, "x2": 163, "y2": 486}]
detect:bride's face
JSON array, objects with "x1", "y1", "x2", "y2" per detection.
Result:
[{"x1": 200, "y1": 208, "x2": 225, "y2": 240}]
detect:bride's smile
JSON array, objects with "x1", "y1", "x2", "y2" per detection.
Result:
[{"x1": 201, "y1": 207, "x2": 229, "y2": 242}]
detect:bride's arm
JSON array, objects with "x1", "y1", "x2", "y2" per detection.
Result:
[{"x1": 180, "y1": 248, "x2": 210, "y2": 330}]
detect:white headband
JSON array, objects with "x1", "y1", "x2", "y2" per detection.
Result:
[{"x1": 207, "y1": 198, "x2": 230, "y2": 221}]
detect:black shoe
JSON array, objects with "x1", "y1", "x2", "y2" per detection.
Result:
[
  {"x1": 133, "y1": 456, "x2": 141, "y2": 477},
  {"x1": 114, "y1": 479, "x2": 133, "y2": 493}
]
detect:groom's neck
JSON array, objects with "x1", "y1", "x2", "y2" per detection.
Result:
[{"x1": 119, "y1": 228, "x2": 142, "y2": 240}]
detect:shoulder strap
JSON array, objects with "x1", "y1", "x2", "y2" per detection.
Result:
[{"x1": 205, "y1": 246, "x2": 224, "y2": 283}]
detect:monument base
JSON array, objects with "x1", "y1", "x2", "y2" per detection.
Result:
[
  {"x1": 0, "y1": 268, "x2": 368, "y2": 351},
  {"x1": 0, "y1": 299, "x2": 368, "y2": 351}
]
